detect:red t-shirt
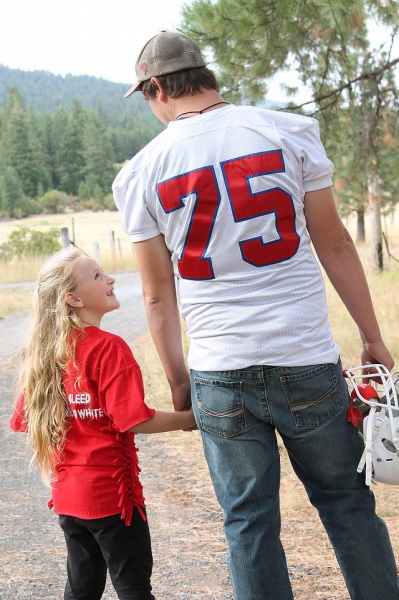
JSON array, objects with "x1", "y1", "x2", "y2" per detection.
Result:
[{"x1": 10, "y1": 327, "x2": 155, "y2": 525}]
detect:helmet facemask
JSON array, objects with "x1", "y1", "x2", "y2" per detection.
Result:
[{"x1": 344, "y1": 364, "x2": 399, "y2": 486}]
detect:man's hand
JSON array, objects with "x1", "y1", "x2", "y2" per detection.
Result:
[
  {"x1": 171, "y1": 380, "x2": 192, "y2": 412},
  {"x1": 171, "y1": 380, "x2": 198, "y2": 430},
  {"x1": 360, "y1": 340, "x2": 395, "y2": 382}
]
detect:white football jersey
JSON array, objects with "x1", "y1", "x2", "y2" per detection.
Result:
[{"x1": 113, "y1": 105, "x2": 339, "y2": 370}]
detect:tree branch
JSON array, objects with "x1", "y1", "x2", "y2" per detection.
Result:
[{"x1": 285, "y1": 57, "x2": 399, "y2": 111}]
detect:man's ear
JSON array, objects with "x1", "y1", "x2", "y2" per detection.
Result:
[
  {"x1": 65, "y1": 292, "x2": 83, "y2": 308},
  {"x1": 150, "y1": 77, "x2": 166, "y2": 101}
]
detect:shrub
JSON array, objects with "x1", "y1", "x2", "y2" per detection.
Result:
[
  {"x1": 0, "y1": 226, "x2": 61, "y2": 260},
  {"x1": 103, "y1": 193, "x2": 118, "y2": 211},
  {"x1": 37, "y1": 190, "x2": 68, "y2": 214}
]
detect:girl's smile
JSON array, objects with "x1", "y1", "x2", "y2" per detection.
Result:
[{"x1": 65, "y1": 256, "x2": 120, "y2": 327}]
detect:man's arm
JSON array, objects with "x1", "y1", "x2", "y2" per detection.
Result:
[
  {"x1": 304, "y1": 186, "x2": 394, "y2": 370},
  {"x1": 133, "y1": 235, "x2": 191, "y2": 411}
]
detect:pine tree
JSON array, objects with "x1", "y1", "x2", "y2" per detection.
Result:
[
  {"x1": 28, "y1": 108, "x2": 53, "y2": 193},
  {"x1": 51, "y1": 107, "x2": 69, "y2": 190},
  {"x1": 1, "y1": 87, "x2": 39, "y2": 197},
  {"x1": 58, "y1": 100, "x2": 86, "y2": 195},
  {"x1": 0, "y1": 159, "x2": 28, "y2": 217},
  {"x1": 83, "y1": 108, "x2": 115, "y2": 196}
]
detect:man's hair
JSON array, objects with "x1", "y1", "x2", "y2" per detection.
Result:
[{"x1": 141, "y1": 67, "x2": 219, "y2": 99}]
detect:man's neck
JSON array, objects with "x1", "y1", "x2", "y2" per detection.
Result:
[{"x1": 170, "y1": 91, "x2": 228, "y2": 122}]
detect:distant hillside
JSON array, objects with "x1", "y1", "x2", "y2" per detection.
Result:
[
  {"x1": 0, "y1": 64, "x2": 287, "y2": 118},
  {"x1": 0, "y1": 64, "x2": 154, "y2": 121}
]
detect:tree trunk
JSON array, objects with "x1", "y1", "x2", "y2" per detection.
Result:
[
  {"x1": 356, "y1": 208, "x2": 366, "y2": 244},
  {"x1": 368, "y1": 175, "x2": 383, "y2": 272}
]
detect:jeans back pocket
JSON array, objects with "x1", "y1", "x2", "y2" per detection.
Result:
[
  {"x1": 280, "y1": 363, "x2": 341, "y2": 427},
  {"x1": 193, "y1": 376, "x2": 246, "y2": 438}
]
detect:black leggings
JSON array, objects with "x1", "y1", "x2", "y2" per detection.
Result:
[{"x1": 59, "y1": 509, "x2": 155, "y2": 600}]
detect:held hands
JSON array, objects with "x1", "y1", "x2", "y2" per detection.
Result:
[
  {"x1": 178, "y1": 407, "x2": 197, "y2": 432},
  {"x1": 171, "y1": 379, "x2": 192, "y2": 411},
  {"x1": 170, "y1": 380, "x2": 197, "y2": 431}
]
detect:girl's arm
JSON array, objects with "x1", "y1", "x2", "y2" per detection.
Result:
[{"x1": 129, "y1": 408, "x2": 196, "y2": 434}]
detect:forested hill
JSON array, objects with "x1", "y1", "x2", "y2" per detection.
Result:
[
  {"x1": 0, "y1": 64, "x2": 152, "y2": 121},
  {"x1": 0, "y1": 65, "x2": 165, "y2": 219}
]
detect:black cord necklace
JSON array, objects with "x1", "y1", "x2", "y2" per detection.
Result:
[{"x1": 175, "y1": 101, "x2": 230, "y2": 120}]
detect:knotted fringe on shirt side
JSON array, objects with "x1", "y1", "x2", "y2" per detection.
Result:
[{"x1": 112, "y1": 431, "x2": 146, "y2": 526}]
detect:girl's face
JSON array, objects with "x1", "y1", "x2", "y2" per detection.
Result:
[{"x1": 68, "y1": 256, "x2": 120, "y2": 325}]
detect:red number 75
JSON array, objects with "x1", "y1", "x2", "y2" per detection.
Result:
[{"x1": 156, "y1": 150, "x2": 299, "y2": 280}]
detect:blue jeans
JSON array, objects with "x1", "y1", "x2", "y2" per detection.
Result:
[{"x1": 191, "y1": 361, "x2": 399, "y2": 600}]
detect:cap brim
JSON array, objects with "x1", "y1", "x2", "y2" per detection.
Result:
[{"x1": 124, "y1": 82, "x2": 142, "y2": 98}]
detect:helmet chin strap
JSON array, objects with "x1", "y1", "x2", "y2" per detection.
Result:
[{"x1": 359, "y1": 407, "x2": 384, "y2": 486}]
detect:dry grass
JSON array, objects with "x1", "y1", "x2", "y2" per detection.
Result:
[
  {"x1": 0, "y1": 211, "x2": 129, "y2": 249},
  {"x1": 0, "y1": 211, "x2": 138, "y2": 317},
  {"x1": 325, "y1": 266, "x2": 399, "y2": 367},
  {"x1": 0, "y1": 286, "x2": 34, "y2": 319},
  {"x1": 0, "y1": 211, "x2": 137, "y2": 284}
]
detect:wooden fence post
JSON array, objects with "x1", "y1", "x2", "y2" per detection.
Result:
[
  {"x1": 61, "y1": 227, "x2": 70, "y2": 248},
  {"x1": 109, "y1": 230, "x2": 116, "y2": 270},
  {"x1": 93, "y1": 241, "x2": 100, "y2": 261}
]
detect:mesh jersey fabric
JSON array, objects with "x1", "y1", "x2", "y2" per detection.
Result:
[
  {"x1": 113, "y1": 104, "x2": 339, "y2": 371},
  {"x1": 10, "y1": 327, "x2": 155, "y2": 524}
]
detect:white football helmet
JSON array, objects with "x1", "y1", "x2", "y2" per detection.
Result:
[{"x1": 343, "y1": 364, "x2": 399, "y2": 486}]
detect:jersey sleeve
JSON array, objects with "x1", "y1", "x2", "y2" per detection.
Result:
[
  {"x1": 9, "y1": 394, "x2": 28, "y2": 432},
  {"x1": 280, "y1": 118, "x2": 334, "y2": 192},
  {"x1": 112, "y1": 140, "x2": 162, "y2": 242}
]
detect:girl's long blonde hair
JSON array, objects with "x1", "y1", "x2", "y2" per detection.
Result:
[{"x1": 18, "y1": 246, "x2": 85, "y2": 484}]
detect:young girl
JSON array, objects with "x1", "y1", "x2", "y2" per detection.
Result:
[{"x1": 9, "y1": 246, "x2": 195, "y2": 600}]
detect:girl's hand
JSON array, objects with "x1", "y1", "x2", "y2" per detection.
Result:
[{"x1": 180, "y1": 407, "x2": 197, "y2": 432}]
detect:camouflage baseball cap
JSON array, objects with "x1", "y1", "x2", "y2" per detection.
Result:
[{"x1": 124, "y1": 31, "x2": 206, "y2": 98}]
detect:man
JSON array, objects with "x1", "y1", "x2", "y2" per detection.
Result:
[{"x1": 113, "y1": 30, "x2": 399, "y2": 600}]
